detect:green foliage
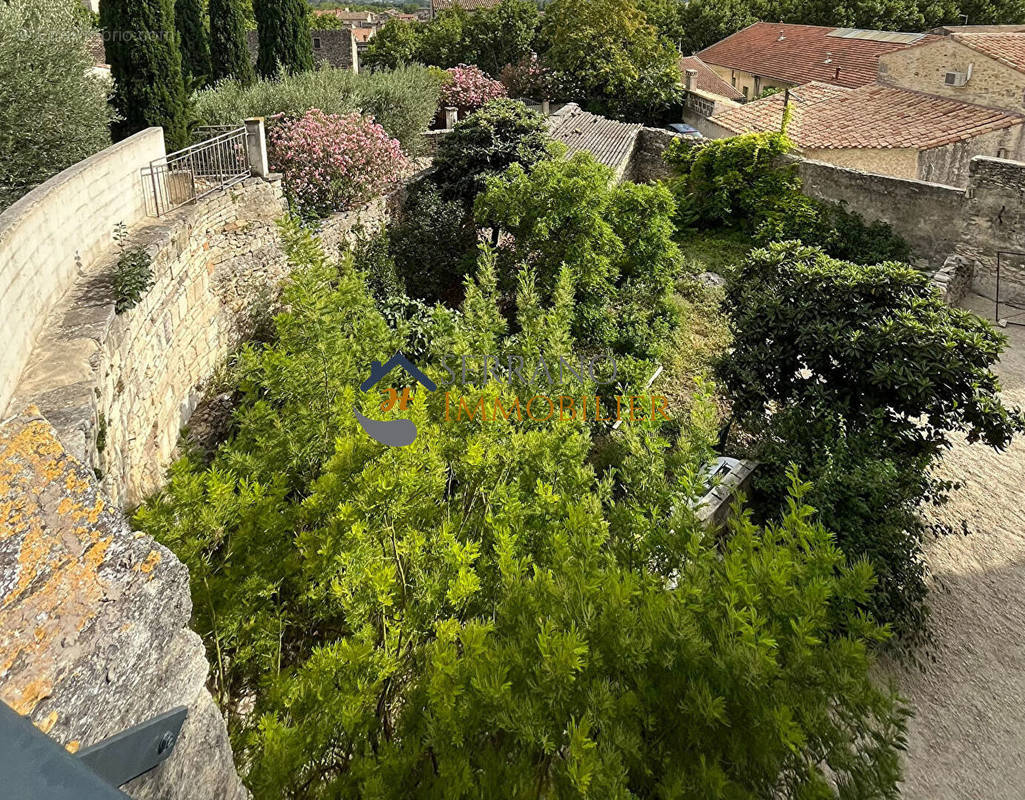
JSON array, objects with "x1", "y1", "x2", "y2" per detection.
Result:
[
  {"x1": 414, "y1": 6, "x2": 470, "y2": 67},
  {"x1": 433, "y1": 99, "x2": 553, "y2": 205},
  {"x1": 253, "y1": 0, "x2": 314, "y2": 77},
  {"x1": 137, "y1": 224, "x2": 908, "y2": 798},
  {"x1": 476, "y1": 152, "x2": 681, "y2": 360},
  {"x1": 0, "y1": 0, "x2": 114, "y2": 209},
  {"x1": 101, "y1": 0, "x2": 191, "y2": 150},
  {"x1": 720, "y1": 241, "x2": 1025, "y2": 645},
  {"x1": 175, "y1": 0, "x2": 212, "y2": 84},
  {"x1": 351, "y1": 224, "x2": 404, "y2": 301},
  {"x1": 664, "y1": 131, "x2": 799, "y2": 230},
  {"x1": 361, "y1": 18, "x2": 422, "y2": 70},
  {"x1": 756, "y1": 195, "x2": 912, "y2": 265},
  {"x1": 112, "y1": 222, "x2": 154, "y2": 314},
  {"x1": 461, "y1": 0, "x2": 541, "y2": 77},
  {"x1": 389, "y1": 180, "x2": 479, "y2": 302},
  {"x1": 193, "y1": 64, "x2": 441, "y2": 155},
  {"x1": 210, "y1": 0, "x2": 256, "y2": 85},
  {"x1": 539, "y1": 0, "x2": 681, "y2": 120}
]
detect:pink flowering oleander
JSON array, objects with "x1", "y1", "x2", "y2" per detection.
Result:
[
  {"x1": 268, "y1": 109, "x2": 410, "y2": 217},
  {"x1": 440, "y1": 65, "x2": 507, "y2": 113}
]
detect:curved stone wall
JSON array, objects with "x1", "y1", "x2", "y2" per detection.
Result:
[{"x1": 0, "y1": 129, "x2": 166, "y2": 416}]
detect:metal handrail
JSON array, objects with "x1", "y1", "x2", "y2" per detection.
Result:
[{"x1": 146, "y1": 127, "x2": 250, "y2": 216}]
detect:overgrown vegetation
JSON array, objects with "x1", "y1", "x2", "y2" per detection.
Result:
[
  {"x1": 138, "y1": 221, "x2": 909, "y2": 799},
  {"x1": 193, "y1": 64, "x2": 441, "y2": 155},
  {"x1": 0, "y1": 0, "x2": 114, "y2": 209}
]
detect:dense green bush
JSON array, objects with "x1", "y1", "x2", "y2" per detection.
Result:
[
  {"x1": 389, "y1": 181, "x2": 479, "y2": 303},
  {"x1": 0, "y1": 0, "x2": 114, "y2": 209},
  {"x1": 720, "y1": 241, "x2": 1025, "y2": 646},
  {"x1": 361, "y1": 18, "x2": 421, "y2": 70},
  {"x1": 433, "y1": 99, "x2": 553, "y2": 204},
  {"x1": 193, "y1": 64, "x2": 441, "y2": 155},
  {"x1": 476, "y1": 152, "x2": 681, "y2": 359},
  {"x1": 137, "y1": 222, "x2": 908, "y2": 798},
  {"x1": 665, "y1": 133, "x2": 913, "y2": 265}
]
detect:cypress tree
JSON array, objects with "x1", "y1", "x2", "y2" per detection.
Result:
[
  {"x1": 210, "y1": 0, "x2": 256, "y2": 84},
  {"x1": 175, "y1": 0, "x2": 212, "y2": 84},
  {"x1": 101, "y1": 0, "x2": 190, "y2": 150},
  {"x1": 253, "y1": 0, "x2": 314, "y2": 78}
]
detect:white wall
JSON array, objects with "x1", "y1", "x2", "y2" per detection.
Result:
[{"x1": 0, "y1": 129, "x2": 166, "y2": 414}]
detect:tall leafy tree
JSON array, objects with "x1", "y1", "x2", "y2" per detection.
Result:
[
  {"x1": 463, "y1": 0, "x2": 541, "y2": 76},
  {"x1": 0, "y1": 0, "x2": 114, "y2": 208},
  {"x1": 175, "y1": 0, "x2": 212, "y2": 84},
  {"x1": 362, "y1": 19, "x2": 422, "y2": 70},
  {"x1": 101, "y1": 0, "x2": 190, "y2": 150},
  {"x1": 210, "y1": 0, "x2": 256, "y2": 84},
  {"x1": 540, "y1": 0, "x2": 680, "y2": 120},
  {"x1": 253, "y1": 0, "x2": 314, "y2": 77}
]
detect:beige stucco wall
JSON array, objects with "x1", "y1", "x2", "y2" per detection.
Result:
[
  {"x1": 0, "y1": 129, "x2": 166, "y2": 417},
  {"x1": 878, "y1": 37, "x2": 1025, "y2": 114},
  {"x1": 706, "y1": 64, "x2": 792, "y2": 101},
  {"x1": 801, "y1": 147, "x2": 920, "y2": 179},
  {"x1": 919, "y1": 123, "x2": 1025, "y2": 186}
]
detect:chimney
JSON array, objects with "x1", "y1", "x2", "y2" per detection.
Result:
[
  {"x1": 541, "y1": 99, "x2": 551, "y2": 115},
  {"x1": 685, "y1": 68, "x2": 698, "y2": 91},
  {"x1": 834, "y1": 66, "x2": 841, "y2": 80}
]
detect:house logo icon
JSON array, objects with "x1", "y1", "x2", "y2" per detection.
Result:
[{"x1": 355, "y1": 352, "x2": 437, "y2": 447}]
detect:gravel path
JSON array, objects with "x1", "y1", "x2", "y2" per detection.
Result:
[{"x1": 897, "y1": 293, "x2": 1025, "y2": 799}]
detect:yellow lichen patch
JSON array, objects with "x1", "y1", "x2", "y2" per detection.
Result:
[
  {"x1": 65, "y1": 740, "x2": 80, "y2": 754},
  {"x1": 57, "y1": 497, "x2": 75, "y2": 516},
  {"x1": 35, "y1": 710, "x2": 58, "y2": 734},
  {"x1": 138, "y1": 550, "x2": 162, "y2": 574},
  {"x1": 64, "y1": 470, "x2": 91, "y2": 496},
  {"x1": 9, "y1": 678, "x2": 52, "y2": 715}
]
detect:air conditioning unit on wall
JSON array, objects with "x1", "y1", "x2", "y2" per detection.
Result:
[{"x1": 945, "y1": 63, "x2": 973, "y2": 87}]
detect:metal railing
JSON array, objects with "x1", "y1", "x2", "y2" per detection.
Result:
[{"x1": 146, "y1": 127, "x2": 250, "y2": 216}]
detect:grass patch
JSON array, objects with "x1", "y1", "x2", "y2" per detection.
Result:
[{"x1": 677, "y1": 230, "x2": 752, "y2": 280}]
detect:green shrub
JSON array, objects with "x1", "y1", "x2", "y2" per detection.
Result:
[
  {"x1": 137, "y1": 225, "x2": 908, "y2": 797},
  {"x1": 720, "y1": 240, "x2": 1025, "y2": 646},
  {"x1": 112, "y1": 222, "x2": 154, "y2": 314},
  {"x1": 0, "y1": 0, "x2": 114, "y2": 209},
  {"x1": 390, "y1": 180, "x2": 479, "y2": 302},
  {"x1": 434, "y1": 99, "x2": 553, "y2": 204},
  {"x1": 351, "y1": 224, "x2": 404, "y2": 301},
  {"x1": 193, "y1": 65, "x2": 442, "y2": 155}
]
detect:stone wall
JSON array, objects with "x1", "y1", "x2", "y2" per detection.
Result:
[
  {"x1": 0, "y1": 410, "x2": 246, "y2": 800},
  {"x1": 793, "y1": 156, "x2": 967, "y2": 266},
  {"x1": 9, "y1": 177, "x2": 289, "y2": 507},
  {"x1": 954, "y1": 156, "x2": 1025, "y2": 302},
  {"x1": 626, "y1": 127, "x2": 682, "y2": 183},
  {"x1": 0, "y1": 129, "x2": 166, "y2": 418}
]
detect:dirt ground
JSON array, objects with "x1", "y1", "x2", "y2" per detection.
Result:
[{"x1": 895, "y1": 293, "x2": 1025, "y2": 799}]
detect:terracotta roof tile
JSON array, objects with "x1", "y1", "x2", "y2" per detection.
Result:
[
  {"x1": 697, "y1": 22, "x2": 939, "y2": 88},
  {"x1": 546, "y1": 104, "x2": 641, "y2": 172},
  {"x1": 710, "y1": 81, "x2": 1024, "y2": 150},
  {"x1": 679, "y1": 56, "x2": 745, "y2": 101},
  {"x1": 951, "y1": 32, "x2": 1025, "y2": 73}
]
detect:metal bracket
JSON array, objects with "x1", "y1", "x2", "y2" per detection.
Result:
[
  {"x1": 77, "y1": 705, "x2": 188, "y2": 788},
  {"x1": 1, "y1": 700, "x2": 187, "y2": 799}
]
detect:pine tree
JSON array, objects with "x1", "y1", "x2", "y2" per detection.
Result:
[
  {"x1": 175, "y1": 0, "x2": 212, "y2": 84},
  {"x1": 101, "y1": 0, "x2": 190, "y2": 150},
  {"x1": 210, "y1": 0, "x2": 256, "y2": 85},
  {"x1": 253, "y1": 0, "x2": 314, "y2": 78}
]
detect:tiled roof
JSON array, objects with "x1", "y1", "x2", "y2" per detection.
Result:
[
  {"x1": 679, "y1": 55, "x2": 745, "y2": 101},
  {"x1": 709, "y1": 81, "x2": 1024, "y2": 150},
  {"x1": 697, "y1": 22, "x2": 939, "y2": 88},
  {"x1": 315, "y1": 9, "x2": 375, "y2": 21},
  {"x1": 431, "y1": 0, "x2": 502, "y2": 12},
  {"x1": 546, "y1": 104, "x2": 642, "y2": 172},
  {"x1": 951, "y1": 32, "x2": 1025, "y2": 73}
]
